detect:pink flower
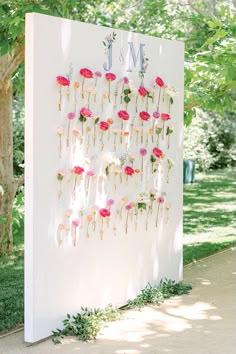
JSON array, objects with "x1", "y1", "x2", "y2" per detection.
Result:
[
  {"x1": 80, "y1": 107, "x2": 92, "y2": 118},
  {"x1": 124, "y1": 166, "x2": 134, "y2": 176},
  {"x1": 80, "y1": 68, "x2": 93, "y2": 78},
  {"x1": 161, "y1": 113, "x2": 170, "y2": 121},
  {"x1": 95, "y1": 71, "x2": 102, "y2": 78},
  {"x1": 139, "y1": 111, "x2": 150, "y2": 121},
  {"x1": 106, "y1": 199, "x2": 114, "y2": 207},
  {"x1": 125, "y1": 203, "x2": 132, "y2": 211},
  {"x1": 72, "y1": 218, "x2": 80, "y2": 227},
  {"x1": 99, "y1": 208, "x2": 111, "y2": 217},
  {"x1": 57, "y1": 126, "x2": 64, "y2": 135},
  {"x1": 68, "y1": 112, "x2": 75, "y2": 120},
  {"x1": 157, "y1": 196, "x2": 164, "y2": 203},
  {"x1": 153, "y1": 112, "x2": 160, "y2": 119},
  {"x1": 138, "y1": 86, "x2": 147, "y2": 97},
  {"x1": 155, "y1": 76, "x2": 165, "y2": 87},
  {"x1": 105, "y1": 73, "x2": 116, "y2": 81},
  {"x1": 73, "y1": 166, "x2": 84, "y2": 175},
  {"x1": 140, "y1": 148, "x2": 147, "y2": 156},
  {"x1": 86, "y1": 169, "x2": 95, "y2": 177},
  {"x1": 118, "y1": 110, "x2": 129, "y2": 121},
  {"x1": 100, "y1": 121, "x2": 109, "y2": 131},
  {"x1": 153, "y1": 147, "x2": 164, "y2": 158},
  {"x1": 72, "y1": 128, "x2": 80, "y2": 136},
  {"x1": 56, "y1": 76, "x2": 70, "y2": 86},
  {"x1": 123, "y1": 76, "x2": 129, "y2": 84}
]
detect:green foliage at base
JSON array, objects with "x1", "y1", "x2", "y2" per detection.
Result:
[
  {"x1": 127, "y1": 279, "x2": 192, "y2": 309},
  {"x1": 52, "y1": 305, "x2": 121, "y2": 344},
  {"x1": 52, "y1": 279, "x2": 192, "y2": 343}
]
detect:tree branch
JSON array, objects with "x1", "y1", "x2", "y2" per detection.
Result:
[
  {"x1": 0, "y1": 44, "x2": 25, "y2": 83},
  {"x1": 184, "y1": 102, "x2": 198, "y2": 111}
]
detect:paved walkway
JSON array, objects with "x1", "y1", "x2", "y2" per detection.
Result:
[{"x1": 1, "y1": 247, "x2": 235, "y2": 354}]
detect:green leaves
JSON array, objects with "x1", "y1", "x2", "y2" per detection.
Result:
[
  {"x1": 79, "y1": 115, "x2": 87, "y2": 122},
  {"x1": 52, "y1": 305, "x2": 121, "y2": 344}
]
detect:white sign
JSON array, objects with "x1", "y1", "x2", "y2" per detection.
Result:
[{"x1": 25, "y1": 12, "x2": 184, "y2": 343}]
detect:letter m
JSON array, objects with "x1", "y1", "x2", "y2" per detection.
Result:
[{"x1": 127, "y1": 42, "x2": 145, "y2": 72}]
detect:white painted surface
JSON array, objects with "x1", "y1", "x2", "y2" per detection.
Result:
[{"x1": 25, "y1": 13, "x2": 184, "y2": 343}]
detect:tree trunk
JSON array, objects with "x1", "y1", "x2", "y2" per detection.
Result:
[{"x1": 0, "y1": 81, "x2": 18, "y2": 253}]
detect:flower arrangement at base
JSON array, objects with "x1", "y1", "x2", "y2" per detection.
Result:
[
  {"x1": 56, "y1": 76, "x2": 70, "y2": 111},
  {"x1": 99, "y1": 208, "x2": 111, "y2": 240}
]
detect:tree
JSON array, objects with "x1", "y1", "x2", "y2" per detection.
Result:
[{"x1": 0, "y1": 0, "x2": 102, "y2": 253}]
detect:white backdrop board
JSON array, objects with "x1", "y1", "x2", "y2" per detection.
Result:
[{"x1": 25, "y1": 13, "x2": 184, "y2": 343}]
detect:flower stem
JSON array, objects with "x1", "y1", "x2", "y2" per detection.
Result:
[
  {"x1": 67, "y1": 121, "x2": 70, "y2": 147},
  {"x1": 155, "y1": 204, "x2": 160, "y2": 227}
]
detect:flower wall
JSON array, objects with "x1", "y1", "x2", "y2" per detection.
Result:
[{"x1": 25, "y1": 13, "x2": 184, "y2": 343}]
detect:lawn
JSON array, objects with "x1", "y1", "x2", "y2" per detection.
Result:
[{"x1": 0, "y1": 167, "x2": 235, "y2": 334}]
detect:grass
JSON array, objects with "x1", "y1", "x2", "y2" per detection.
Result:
[
  {"x1": 183, "y1": 167, "x2": 236, "y2": 264},
  {"x1": 0, "y1": 168, "x2": 235, "y2": 334}
]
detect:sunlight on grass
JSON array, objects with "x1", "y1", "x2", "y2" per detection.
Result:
[{"x1": 183, "y1": 168, "x2": 236, "y2": 264}]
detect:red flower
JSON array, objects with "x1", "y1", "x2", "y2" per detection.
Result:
[
  {"x1": 124, "y1": 166, "x2": 134, "y2": 176},
  {"x1": 56, "y1": 76, "x2": 70, "y2": 86},
  {"x1": 100, "y1": 121, "x2": 109, "y2": 131},
  {"x1": 161, "y1": 113, "x2": 170, "y2": 121},
  {"x1": 80, "y1": 68, "x2": 93, "y2": 78},
  {"x1": 153, "y1": 147, "x2": 163, "y2": 158},
  {"x1": 139, "y1": 111, "x2": 150, "y2": 121},
  {"x1": 99, "y1": 208, "x2": 111, "y2": 217},
  {"x1": 118, "y1": 110, "x2": 129, "y2": 121},
  {"x1": 73, "y1": 166, "x2": 84, "y2": 175},
  {"x1": 105, "y1": 73, "x2": 116, "y2": 81},
  {"x1": 138, "y1": 86, "x2": 147, "y2": 97},
  {"x1": 80, "y1": 107, "x2": 92, "y2": 118},
  {"x1": 155, "y1": 76, "x2": 165, "y2": 87}
]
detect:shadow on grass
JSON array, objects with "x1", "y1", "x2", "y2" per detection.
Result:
[
  {"x1": 184, "y1": 168, "x2": 236, "y2": 236},
  {"x1": 183, "y1": 241, "x2": 236, "y2": 265}
]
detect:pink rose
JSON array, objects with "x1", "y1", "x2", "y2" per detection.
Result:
[
  {"x1": 80, "y1": 107, "x2": 92, "y2": 118},
  {"x1": 125, "y1": 204, "x2": 132, "y2": 210},
  {"x1": 138, "y1": 86, "x2": 147, "y2": 97},
  {"x1": 68, "y1": 112, "x2": 75, "y2": 120},
  {"x1": 157, "y1": 196, "x2": 164, "y2": 203},
  {"x1": 118, "y1": 110, "x2": 130, "y2": 121},
  {"x1": 86, "y1": 169, "x2": 95, "y2": 177},
  {"x1": 155, "y1": 76, "x2": 165, "y2": 87},
  {"x1": 161, "y1": 113, "x2": 170, "y2": 121},
  {"x1": 140, "y1": 148, "x2": 147, "y2": 156},
  {"x1": 95, "y1": 71, "x2": 102, "y2": 78},
  {"x1": 153, "y1": 112, "x2": 160, "y2": 119},
  {"x1": 99, "y1": 208, "x2": 111, "y2": 217},
  {"x1": 124, "y1": 166, "x2": 134, "y2": 176},
  {"x1": 105, "y1": 73, "x2": 116, "y2": 81},
  {"x1": 100, "y1": 121, "x2": 109, "y2": 131},
  {"x1": 72, "y1": 219, "x2": 80, "y2": 227},
  {"x1": 123, "y1": 76, "x2": 129, "y2": 84},
  {"x1": 56, "y1": 76, "x2": 70, "y2": 86},
  {"x1": 139, "y1": 111, "x2": 150, "y2": 121},
  {"x1": 73, "y1": 166, "x2": 84, "y2": 175},
  {"x1": 80, "y1": 68, "x2": 93, "y2": 78},
  {"x1": 106, "y1": 199, "x2": 114, "y2": 207},
  {"x1": 153, "y1": 147, "x2": 163, "y2": 158}
]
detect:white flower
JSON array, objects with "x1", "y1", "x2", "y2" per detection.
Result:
[{"x1": 166, "y1": 85, "x2": 178, "y2": 97}]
